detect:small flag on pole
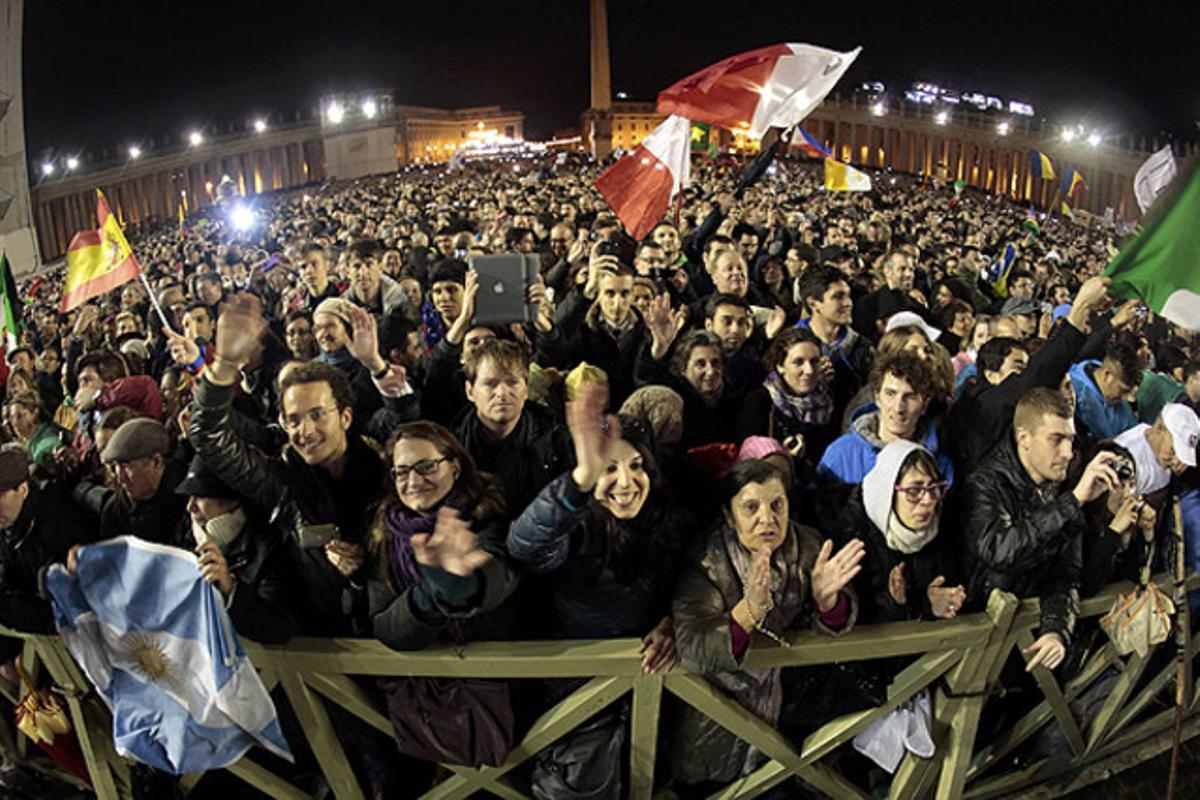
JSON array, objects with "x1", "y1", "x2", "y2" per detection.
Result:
[
  {"x1": 0, "y1": 251, "x2": 24, "y2": 350},
  {"x1": 1060, "y1": 167, "x2": 1086, "y2": 199},
  {"x1": 1028, "y1": 149, "x2": 1056, "y2": 180},
  {"x1": 1104, "y1": 161, "x2": 1200, "y2": 329},
  {"x1": 823, "y1": 159, "x2": 871, "y2": 191},
  {"x1": 61, "y1": 191, "x2": 142, "y2": 313},
  {"x1": 595, "y1": 115, "x2": 692, "y2": 241},
  {"x1": 792, "y1": 127, "x2": 832, "y2": 159}
]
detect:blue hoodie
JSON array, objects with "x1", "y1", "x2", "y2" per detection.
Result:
[
  {"x1": 1068, "y1": 360, "x2": 1138, "y2": 442},
  {"x1": 817, "y1": 404, "x2": 955, "y2": 487}
]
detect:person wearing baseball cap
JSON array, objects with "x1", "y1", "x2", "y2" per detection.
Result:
[
  {"x1": 1115, "y1": 403, "x2": 1200, "y2": 496},
  {"x1": 98, "y1": 418, "x2": 188, "y2": 543},
  {"x1": 0, "y1": 444, "x2": 94, "y2": 640},
  {"x1": 175, "y1": 455, "x2": 298, "y2": 644}
]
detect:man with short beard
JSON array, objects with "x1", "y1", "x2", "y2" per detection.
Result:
[{"x1": 455, "y1": 339, "x2": 572, "y2": 511}]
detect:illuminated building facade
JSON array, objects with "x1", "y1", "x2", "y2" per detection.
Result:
[
  {"x1": 578, "y1": 93, "x2": 1197, "y2": 223},
  {"x1": 30, "y1": 102, "x2": 525, "y2": 261}
]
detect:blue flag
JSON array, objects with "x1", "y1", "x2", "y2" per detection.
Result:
[{"x1": 46, "y1": 537, "x2": 292, "y2": 774}]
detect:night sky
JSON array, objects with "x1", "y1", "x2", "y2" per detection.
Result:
[{"x1": 22, "y1": 0, "x2": 1200, "y2": 166}]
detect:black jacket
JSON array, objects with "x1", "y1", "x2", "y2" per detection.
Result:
[
  {"x1": 455, "y1": 403, "x2": 573, "y2": 514},
  {"x1": 189, "y1": 375, "x2": 387, "y2": 636},
  {"x1": 633, "y1": 344, "x2": 744, "y2": 449},
  {"x1": 0, "y1": 484, "x2": 97, "y2": 648},
  {"x1": 957, "y1": 434, "x2": 1083, "y2": 645},
  {"x1": 945, "y1": 319, "x2": 1088, "y2": 476},
  {"x1": 536, "y1": 288, "x2": 648, "y2": 408},
  {"x1": 98, "y1": 457, "x2": 190, "y2": 544}
]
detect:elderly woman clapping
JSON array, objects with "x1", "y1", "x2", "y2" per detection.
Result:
[{"x1": 669, "y1": 458, "x2": 865, "y2": 786}]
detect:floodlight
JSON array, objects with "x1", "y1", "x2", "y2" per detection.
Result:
[
  {"x1": 1087, "y1": 132, "x2": 1102, "y2": 147},
  {"x1": 66, "y1": 156, "x2": 79, "y2": 171},
  {"x1": 41, "y1": 162, "x2": 54, "y2": 177},
  {"x1": 326, "y1": 102, "x2": 344, "y2": 124},
  {"x1": 996, "y1": 122, "x2": 1009, "y2": 136},
  {"x1": 934, "y1": 111, "x2": 948, "y2": 125},
  {"x1": 254, "y1": 119, "x2": 267, "y2": 133},
  {"x1": 189, "y1": 131, "x2": 204, "y2": 146},
  {"x1": 229, "y1": 204, "x2": 255, "y2": 232},
  {"x1": 361, "y1": 99, "x2": 377, "y2": 119},
  {"x1": 871, "y1": 102, "x2": 886, "y2": 117},
  {"x1": 129, "y1": 146, "x2": 142, "y2": 159},
  {"x1": 1061, "y1": 128, "x2": 1076, "y2": 143}
]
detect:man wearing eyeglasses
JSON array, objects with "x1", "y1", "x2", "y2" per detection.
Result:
[{"x1": 187, "y1": 295, "x2": 388, "y2": 636}]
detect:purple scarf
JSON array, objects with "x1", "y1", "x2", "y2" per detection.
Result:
[{"x1": 382, "y1": 504, "x2": 436, "y2": 591}]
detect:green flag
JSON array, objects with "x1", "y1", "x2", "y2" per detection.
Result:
[
  {"x1": 1103, "y1": 160, "x2": 1200, "y2": 329},
  {"x1": 689, "y1": 122, "x2": 718, "y2": 159},
  {"x1": 0, "y1": 251, "x2": 23, "y2": 351}
]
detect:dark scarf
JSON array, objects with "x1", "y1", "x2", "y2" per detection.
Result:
[
  {"x1": 382, "y1": 504, "x2": 435, "y2": 592},
  {"x1": 318, "y1": 348, "x2": 356, "y2": 370},
  {"x1": 763, "y1": 369, "x2": 833, "y2": 425}
]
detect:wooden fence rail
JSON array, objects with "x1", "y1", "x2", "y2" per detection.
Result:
[{"x1": 3, "y1": 571, "x2": 1198, "y2": 799}]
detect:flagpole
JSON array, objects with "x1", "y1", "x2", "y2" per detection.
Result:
[{"x1": 140, "y1": 272, "x2": 174, "y2": 335}]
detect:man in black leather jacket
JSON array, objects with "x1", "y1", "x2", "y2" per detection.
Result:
[{"x1": 959, "y1": 387, "x2": 1121, "y2": 672}]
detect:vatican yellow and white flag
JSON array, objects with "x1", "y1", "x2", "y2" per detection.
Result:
[{"x1": 824, "y1": 158, "x2": 872, "y2": 192}]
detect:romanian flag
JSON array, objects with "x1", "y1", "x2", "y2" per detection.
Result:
[
  {"x1": 1061, "y1": 167, "x2": 1086, "y2": 199},
  {"x1": 792, "y1": 127, "x2": 832, "y2": 159},
  {"x1": 1029, "y1": 149, "x2": 1055, "y2": 180},
  {"x1": 61, "y1": 191, "x2": 141, "y2": 312}
]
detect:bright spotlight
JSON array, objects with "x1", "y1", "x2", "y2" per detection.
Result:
[
  {"x1": 188, "y1": 131, "x2": 204, "y2": 146},
  {"x1": 129, "y1": 146, "x2": 142, "y2": 159},
  {"x1": 934, "y1": 111, "x2": 948, "y2": 125},
  {"x1": 996, "y1": 121, "x2": 1010, "y2": 136},
  {"x1": 1061, "y1": 128, "x2": 1076, "y2": 143},
  {"x1": 870, "y1": 101, "x2": 886, "y2": 117},
  {"x1": 253, "y1": 119, "x2": 267, "y2": 133},
  {"x1": 229, "y1": 204, "x2": 255, "y2": 232},
  {"x1": 361, "y1": 99, "x2": 378, "y2": 119},
  {"x1": 326, "y1": 102, "x2": 344, "y2": 124},
  {"x1": 41, "y1": 162, "x2": 54, "y2": 177},
  {"x1": 66, "y1": 156, "x2": 79, "y2": 171},
  {"x1": 1087, "y1": 132, "x2": 1102, "y2": 147}
]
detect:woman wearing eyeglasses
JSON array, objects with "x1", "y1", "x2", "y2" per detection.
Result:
[
  {"x1": 366, "y1": 420, "x2": 521, "y2": 651},
  {"x1": 837, "y1": 439, "x2": 965, "y2": 626},
  {"x1": 668, "y1": 458, "x2": 864, "y2": 786}
]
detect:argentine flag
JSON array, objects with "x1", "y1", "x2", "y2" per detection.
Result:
[{"x1": 45, "y1": 537, "x2": 292, "y2": 774}]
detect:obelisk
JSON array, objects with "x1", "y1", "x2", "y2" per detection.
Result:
[{"x1": 589, "y1": 0, "x2": 613, "y2": 161}]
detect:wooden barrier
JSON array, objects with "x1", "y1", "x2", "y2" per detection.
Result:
[{"x1": 3, "y1": 572, "x2": 1198, "y2": 799}]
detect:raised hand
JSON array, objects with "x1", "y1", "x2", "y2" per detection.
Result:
[
  {"x1": 446, "y1": 269, "x2": 480, "y2": 345},
  {"x1": 345, "y1": 303, "x2": 385, "y2": 373},
  {"x1": 765, "y1": 306, "x2": 787, "y2": 340},
  {"x1": 166, "y1": 328, "x2": 201, "y2": 367},
  {"x1": 567, "y1": 383, "x2": 622, "y2": 492},
  {"x1": 214, "y1": 293, "x2": 267, "y2": 367},
  {"x1": 646, "y1": 292, "x2": 680, "y2": 359},
  {"x1": 817, "y1": 356, "x2": 836, "y2": 386},
  {"x1": 1023, "y1": 632, "x2": 1066, "y2": 672},
  {"x1": 1072, "y1": 452, "x2": 1122, "y2": 506},
  {"x1": 410, "y1": 507, "x2": 492, "y2": 577},
  {"x1": 811, "y1": 539, "x2": 865, "y2": 613},
  {"x1": 927, "y1": 576, "x2": 966, "y2": 619}
]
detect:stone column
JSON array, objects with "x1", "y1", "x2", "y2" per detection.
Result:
[{"x1": 588, "y1": 0, "x2": 613, "y2": 161}]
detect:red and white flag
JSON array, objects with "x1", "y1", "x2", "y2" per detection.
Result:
[
  {"x1": 657, "y1": 43, "x2": 861, "y2": 137},
  {"x1": 595, "y1": 115, "x2": 692, "y2": 241}
]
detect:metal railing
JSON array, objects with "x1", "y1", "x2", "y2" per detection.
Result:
[{"x1": 3, "y1": 571, "x2": 1198, "y2": 799}]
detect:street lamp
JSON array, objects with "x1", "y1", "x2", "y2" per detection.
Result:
[
  {"x1": 361, "y1": 99, "x2": 377, "y2": 119},
  {"x1": 934, "y1": 111, "x2": 948, "y2": 125},
  {"x1": 996, "y1": 121, "x2": 1010, "y2": 136},
  {"x1": 129, "y1": 146, "x2": 142, "y2": 159},
  {"x1": 1061, "y1": 128, "x2": 1076, "y2": 143},
  {"x1": 253, "y1": 119, "x2": 267, "y2": 133},
  {"x1": 326, "y1": 102, "x2": 344, "y2": 125},
  {"x1": 1087, "y1": 132, "x2": 1102, "y2": 147},
  {"x1": 66, "y1": 156, "x2": 79, "y2": 171},
  {"x1": 41, "y1": 162, "x2": 54, "y2": 177},
  {"x1": 189, "y1": 131, "x2": 204, "y2": 147},
  {"x1": 870, "y1": 101, "x2": 886, "y2": 117}
]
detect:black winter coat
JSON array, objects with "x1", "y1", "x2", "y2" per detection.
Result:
[
  {"x1": 456, "y1": 403, "x2": 573, "y2": 514},
  {"x1": 957, "y1": 434, "x2": 1083, "y2": 645},
  {"x1": 189, "y1": 376, "x2": 387, "y2": 636}
]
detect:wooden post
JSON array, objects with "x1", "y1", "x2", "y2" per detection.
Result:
[{"x1": 628, "y1": 673, "x2": 663, "y2": 800}]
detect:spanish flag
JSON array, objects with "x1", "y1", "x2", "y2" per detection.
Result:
[
  {"x1": 1028, "y1": 149, "x2": 1056, "y2": 180},
  {"x1": 61, "y1": 191, "x2": 141, "y2": 312}
]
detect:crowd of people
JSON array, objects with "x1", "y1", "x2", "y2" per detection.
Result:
[{"x1": 0, "y1": 151, "x2": 1197, "y2": 797}]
